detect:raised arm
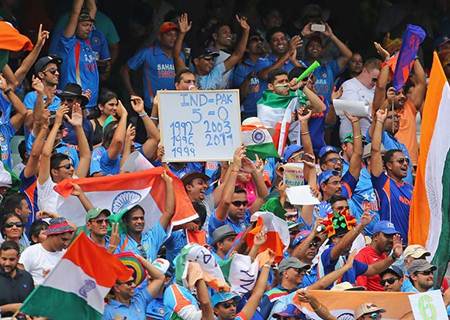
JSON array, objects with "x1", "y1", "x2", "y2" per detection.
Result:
[
  {"x1": 240, "y1": 263, "x2": 272, "y2": 319},
  {"x1": 298, "y1": 108, "x2": 314, "y2": 156},
  {"x1": 322, "y1": 23, "x2": 352, "y2": 70},
  {"x1": 107, "y1": 100, "x2": 128, "y2": 160},
  {"x1": 302, "y1": 86, "x2": 326, "y2": 113},
  {"x1": 120, "y1": 124, "x2": 135, "y2": 168},
  {"x1": 0, "y1": 74, "x2": 28, "y2": 131},
  {"x1": 372, "y1": 64, "x2": 390, "y2": 116},
  {"x1": 38, "y1": 105, "x2": 68, "y2": 184},
  {"x1": 292, "y1": 218, "x2": 323, "y2": 260},
  {"x1": 65, "y1": 103, "x2": 91, "y2": 178},
  {"x1": 244, "y1": 156, "x2": 269, "y2": 213},
  {"x1": 223, "y1": 15, "x2": 250, "y2": 72},
  {"x1": 23, "y1": 112, "x2": 49, "y2": 178},
  {"x1": 297, "y1": 290, "x2": 336, "y2": 320},
  {"x1": 159, "y1": 171, "x2": 175, "y2": 230},
  {"x1": 85, "y1": 0, "x2": 97, "y2": 20},
  {"x1": 345, "y1": 112, "x2": 362, "y2": 180},
  {"x1": 370, "y1": 109, "x2": 387, "y2": 177},
  {"x1": 409, "y1": 59, "x2": 426, "y2": 113},
  {"x1": 196, "y1": 279, "x2": 214, "y2": 320},
  {"x1": 365, "y1": 234, "x2": 402, "y2": 276},
  {"x1": 310, "y1": 251, "x2": 357, "y2": 290},
  {"x1": 135, "y1": 255, "x2": 165, "y2": 297},
  {"x1": 173, "y1": 13, "x2": 191, "y2": 73},
  {"x1": 64, "y1": 0, "x2": 84, "y2": 38},
  {"x1": 330, "y1": 212, "x2": 372, "y2": 261},
  {"x1": 72, "y1": 183, "x2": 93, "y2": 211},
  {"x1": 131, "y1": 95, "x2": 160, "y2": 159}
]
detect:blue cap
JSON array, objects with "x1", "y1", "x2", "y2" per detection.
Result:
[
  {"x1": 318, "y1": 145, "x2": 338, "y2": 159},
  {"x1": 380, "y1": 265, "x2": 404, "y2": 278},
  {"x1": 290, "y1": 230, "x2": 311, "y2": 248},
  {"x1": 273, "y1": 304, "x2": 306, "y2": 318},
  {"x1": 318, "y1": 170, "x2": 340, "y2": 186},
  {"x1": 211, "y1": 292, "x2": 240, "y2": 307},
  {"x1": 372, "y1": 220, "x2": 398, "y2": 235},
  {"x1": 283, "y1": 144, "x2": 303, "y2": 162}
]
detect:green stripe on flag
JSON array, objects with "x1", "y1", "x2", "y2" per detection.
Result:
[
  {"x1": 246, "y1": 142, "x2": 279, "y2": 160},
  {"x1": 21, "y1": 286, "x2": 102, "y2": 320},
  {"x1": 257, "y1": 89, "x2": 308, "y2": 109},
  {"x1": 432, "y1": 149, "x2": 450, "y2": 287}
]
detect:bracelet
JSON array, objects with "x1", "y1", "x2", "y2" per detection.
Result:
[
  {"x1": 376, "y1": 120, "x2": 384, "y2": 123},
  {"x1": 389, "y1": 250, "x2": 398, "y2": 260},
  {"x1": 4, "y1": 87, "x2": 12, "y2": 95},
  {"x1": 138, "y1": 112, "x2": 148, "y2": 118},
  {"x1": 150, "y1": 116, "x2": 158, "y2": 120},
  {"x1": 353, "y1": 135, "x2": 362, "y2": 139},
  {"x1": 263, "y1": 263, "x2": 271, "y2": 268},
  {"x1": 351, "y1": 120, "x2": 358, "y2": 123},
  {"x1": 301, "y1": 131, "x2": 310, "y2": 135}
]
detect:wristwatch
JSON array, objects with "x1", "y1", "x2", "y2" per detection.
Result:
[{"x1": 389, "y1": 250, "x2": 399, "y2": 260}]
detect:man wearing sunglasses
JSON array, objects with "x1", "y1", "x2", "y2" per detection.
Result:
[
  {"x1": 379, "y1": 266, "x2": 404, "y2": 292},
  {"x1": 354, "y1": 303, "x2": 385, "y2": 320},
  {"x1": 370, "y1": 109, "x2": 412, "y2": 244},
  {"x1": 406, "y1": 259, "x2": 437, "y2": 293}
]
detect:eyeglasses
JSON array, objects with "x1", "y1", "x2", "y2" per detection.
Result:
[
  {"x1": 43, "y1": 68, "x2": 58, "y2": 75},
  {"x1": 220, "y1": 300, "x2": 237, "y2": 309},
  {"x1": 293, "y1": 268, "x2": 307, "y2": 275},
  {"x1": 326, "y1": 157, "x2": 342, "y2": 164},
  {"x1": 390, "y1": 158, "x2": 410, "y2": 165},
  {"x1": 231, "y1": 200, "x2": 248, "y2": 207},
  {"x1": 371, "y1": 78, "x2": 378, "y2": 83},
  {"x1": 417, "y1": 270, "x2": 434, "y2": 276},
  {"x1": 137, "y1": 243, "x2": 147, "y2": 260},
  {"x1": 93, "y1": 218, "x2": 109, "y2": 225},
  {"x1": 309, "y1": 241, "x2": 320, "y2": 248},
  {"x1": 380, "y1": 277, "x2": 398, "y2": 286},
  {"x1": 57, "y1": 163, "x2": 74, "y2": 170},
  {"x1": 4, "y1": 222, "x2": 24, "y2": 228}
]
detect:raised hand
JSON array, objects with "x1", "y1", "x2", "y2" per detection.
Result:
[
  {"x1": 236, "y1": 15, "x2": 250, "y2": 31},
  {"x1": 344, "y1": 250, "x2": 357, "y2": 269},
  {"x1": 0, "y1": 74, "x2": 8, "y2": 91},
  {"x1": 289, "y1": 35, "x2": 303, "y2": 55},
  {"x1": 108, "y1": 223, "x2": 120, "y2": 253},
  {"x1": 375, "y1": 108, "x2": 387, "y2": 123},
  {"x1": 32, "y1": 75, "x2": 45, "y2": 95},
  {"x1": 156, "y1": 144, "x2": 165, "y2": 161},
  {"x1": 344, "y1": 111, "x2": 359, "y2": 124},
  {"x1": 71, "y1": 183, "x2": 82, "y2": 197},
  {"x1": 125, "y1": 124, "x2": 136, "y2": 142},
  {"x1": 360, "y1": 211, "x2": 373, "y2": 227},
  {"x1": 55, "y1": 104, "x2": 69, "y2": 125},
  {"x1": 82, "y1": 89, "x2": 92, "y2": 101},
  {"x1": 297, "y1": 107, "x2": 312, "y2": 122},
  {"x1": 300, "y1": 153, "x2": 316, "y2": 168},
  {"x1": 374, "y1": 41, "x2": 390, "y2": 61},
  {"x1": 241, "y1": 157, "x2": 257, "y2": 173},
  {"x1": 178, "y1": 13, "x2": 192, "y2": 34},
  {"x1": 322, "y1": 23, "x2": 333, "y2": 37},
  {"x1": 254, "y1": 154, "x2": 265, "y2": 175},
  {"x1": 130, "y1": 95, "x2": 145, "y2": 114},
  {"x1": 392, "y1": 234, "x2": 403, "y2": 258},
  {"x1": 35, "y1": 24, "x2": 50, "y2": 48},
  {"x1": 254, "y1": 230, "x2": 267, "y2": 247},
  {"x1": 161, "y1": 170, "x2": 173, "y2": 183},
  {"x1": 115, "y1": 99, "x2": 128, "y2": 118},
  {"x1": 301, "y1": 22, "x2": 314, "y2": 37},
  {"x1": 65, "y1": 102, "x2": 83, "y2": 127},
  {"x1": 332, "y1": 86, "x2": 343, "y2": 100},
  {"x1": 232, "y1": 145, "x2": 246, "y2": 169}
]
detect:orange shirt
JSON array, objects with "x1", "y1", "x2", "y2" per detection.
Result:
[{"x1": 396, "y1": 100, "x2": 419, "y2": 165}]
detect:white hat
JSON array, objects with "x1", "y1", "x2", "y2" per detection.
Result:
[
  {"x1": 153, "y1": 258, "x2": 170, "y2": 275},
  {"x1": 354, "y1": 303, "x2": 386, "y2": 319}
]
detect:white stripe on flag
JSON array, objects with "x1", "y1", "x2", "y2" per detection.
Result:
[{"x1": 43, "y1": 259, "x2": 109, "y2": 314}]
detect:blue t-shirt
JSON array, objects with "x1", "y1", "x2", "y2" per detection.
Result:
[
  {"x1": 342, "y1": 161, "x2": 379, "y2": 235},
  {"x1": 312, "y1": 59, "x2": 341, "y2": 103},
  {"x1": 167, "y1": 162, "x2": 204, "y2": 179},
  {"x1": 371, "y1": 172, "x2": 412, "y2": 244},
  {"x1": 146, "y1": 296, "x2": 172, "y2": 320},
  {"x1": 127, "y1": 44, "x2": 178, "y2": 107},
  {"x1": 307, "y1": 97, "x2": 329, "y2": 153},
  {"x1": 23, "y1": 91, "x2": 61, "y2": 112},
  {"x1": 232, "y1": 57, "x2": 268, "y2": 117},
  {"x1": 53, "y1": 34, "x2": 99, "y2": 108},
  {"x1": 62, "y1": 119, "x2": 93, "y2": 146},
  {"x1": 207, "y1": 209, "x2": 251, "y2": 240},
  {"x1": 197, "y1": 62, "x2": 226, "y2": 90},
  {"x1": 0, "y1": 93, "x2": 15, "y2": 169},
  {"x1": 320, "y1": 244, "x2": 368, "y2": 286},
  {"x1": 164, "y1": 230, "x2": 187, "y2": 265},
  {"x1": 90, "y1": 145, "x2": 120, "y2": 176},
  {"x1": 115, "y1": 222, "x2": 167, "y2": 261},
  {"x1": 103, "y1": 286, "x2": 153, "y2": 320}
]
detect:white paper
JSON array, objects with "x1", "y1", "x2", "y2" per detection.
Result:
[
  {"x1": 121, "y1": 151, "x2": 154, "y2": 173},
  {"x1": 333, "y1": 99, "x2": 370, "y2": 117},
  {"x1": 285, "y1": 185, "x2": 320, "y2": 205},
  {"x1": 408, "y1": 290, "x2": 448, "y2": 320}
]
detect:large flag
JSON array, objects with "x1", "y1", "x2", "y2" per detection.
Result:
[
  {"x1": 409, "y1": 52, "x2": 450, "y2": 286},
  {"x1": 246, "y1": 211, "x2": 290, "y2": 263},
  {"x1": 21, "y1": 233, "x2": 132, "y2": 319},
  {"x1": 241, "y1": 121, "x2": 279, "y2": 160},
  {"x1": 54, "y1": 167, "x2": 198, "y2": 228},
  {"x1": 219, "y1": 253, "x2": 259, "y2": 295},
  {"x1": 288, "y1": 290, "x2": 413, "y2": 319},
  {"x1": 392, "y1": 24, "x2": 426, "y2": 91}
]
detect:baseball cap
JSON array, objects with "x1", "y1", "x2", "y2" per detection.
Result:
[
  {"x1": 403, "y1": 244, "x2": 430, "y2": 259},
  {"x1": 211, "y1": 292, "x2": 240, "y2": 307},
  {"x1": 78, "y1": 8, "x2": 95, "y2": 22},
  {"x1": 85, "y1": 208, "x2": 111, "y2": 223},
  {"x1": 407, "y1": 259, "x2": 437, "y2": 275},
  {"x1": 191, "y1": 46, "x2": 220, "y2": 59},
  {"x1": 34, "y1": 55, "x2": 62, "y2": 75},
  {"x1": 372, "y1": 220, "x2": 398, "y2": 235},
  {"x1": 46, "y1": 217, "x2": 74, "y2": 236},
  {"x1": 153, "y1": 258, "x2": 173, "y2": 276},
  {"x1": 318, "y1": 145, "x2": 338, "y2": 159},
  {"x1": 318, "y1": 169, "x2": 340, "y2": 186},
  {"x1": 380, "y1": 265, "x2": 404, "y2": 278},
  {"x1": 273, "y1": 304, "x2": 306, "y2": 319},
  {"x1": 331, "y1": 282, "x2": 365, "y2": 291},
  {"x1": 342, "y1": 133, "x2": 367, "y2": 145},
  {"x1": 181, "y1": 172, "x2": 209, "y2": 186},
  {"x1": 354, "y1": 303, "x2": 386, "y2": 319},
  {"x1": 212, "y1": 225, "x2": 237, "y2": 246},
  {"x1": 283, "y1": 144, "x2": 303, "y2": 162},
  {"x1": 278, "y1": 257, "x2": 310, "y2": 273},
  {"x1": 290, "y1": 230, "x2": 311, "y2": 248},
  {"x1": 159, "y1": 21, "x2": 178, "y2": 34},
  {"x1": 362, "y1": 143, "x2": 386, "y2": 159}
]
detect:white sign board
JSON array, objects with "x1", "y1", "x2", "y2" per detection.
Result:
[
  {"x1": 333, "y1": 99, "x2": 370, "y2": 117},
  {"x1": 159, "y1": 90, "x2": 241, "y2": 162},
  {"x1": 286, "y1": 185, "x2": 320, "y2": 205},
  {"x1": 408, "y1": 290, "x2": 448, "y2": 320}
]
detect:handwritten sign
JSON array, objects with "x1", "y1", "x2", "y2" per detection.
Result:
[
  {"x1": 283, "y1": 163, "x2": 304, "y2": 186},
  {"x1": 408, "y1": 290, "x2": 448, "y2": 320},
  {"x1": 158, "y1": 90, "x2": 241, "y2": 162}
]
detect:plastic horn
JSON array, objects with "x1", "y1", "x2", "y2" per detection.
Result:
[{"x1": 296, "y1": 61, "x2": 321, "y2": 83}]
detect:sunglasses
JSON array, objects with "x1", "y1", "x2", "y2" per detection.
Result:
[
  {"x1": 326, "y1": 157, "x2": 342, "y2": 164},
  {"x1": 93, "y1": 218, "x2": 109, "y2": 225},
  {"x1": 390, "y1": 158, "x2": 410, "y2": 165},
  {"x1": 371, "y1": 77, "x2": 378, "y2": 83},
  {"x1": 220, "y1": 300, "x2": 237, "y2": 309},
  {"x1": 309, "y1": 241, "x2": 320, "y2": 248},
  {"x1": 137, "y1": 243, "x2": 147, "y2": 260},
  {"x1": 380, "y1": 277, "x2": 398, "y2": 286},
  {"x1": 231, "y1": 200, "x2": 248, "y2": 207},
  {"x1": 368, "y1": 312, "x2": 381, "y2": 319},
  {"x1": 417, "y1": 270, "x2": 434, "y2": 276},
  {"x1": 43, "y1": 68, "x2": 58, "y2": 75},
  {"x1": 57, "y1": 163, "x2": 74, "y2": 170},
  {"x1": 334, "y1": 205, "x2": 349, "y2": 211},
  {"x1": 4, "y1": 222, "x2": 24, "y2": 228}
]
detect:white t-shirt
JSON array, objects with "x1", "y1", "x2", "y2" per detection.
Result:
[
  {"x1": 37, "y1": 177, "x2": 58, "y2": 213},
  {"x1": 214, "y1": 50, "x2": 232, "y2": 89},
  {"x1": 19, "y1": 243, "x2": 65, "y2": 285},
  {"x1": 339, "y1": 77, "x2": 374, "y2": 141}
]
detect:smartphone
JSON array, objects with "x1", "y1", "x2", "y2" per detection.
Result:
[{"x1": 311, "y1": 24, "x2": 326, "y2": 32}]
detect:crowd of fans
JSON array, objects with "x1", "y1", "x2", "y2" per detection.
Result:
[{"x1": 1, "y1": 0, "x2": 450, "y2": 319}]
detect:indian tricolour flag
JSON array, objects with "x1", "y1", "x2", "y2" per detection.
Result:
[
  {"x1": 54, "y1": 167, "x2": 197, "y2": 228},
  {"x1": 21, "y1": 233, "x2": 132, "y2": 319},
  {"x1": 241, "y1": 120, "x2": 279, "y2": 160},
  {"x1": 409, "y1": 52, "x2": 450, "y2": 286}
]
